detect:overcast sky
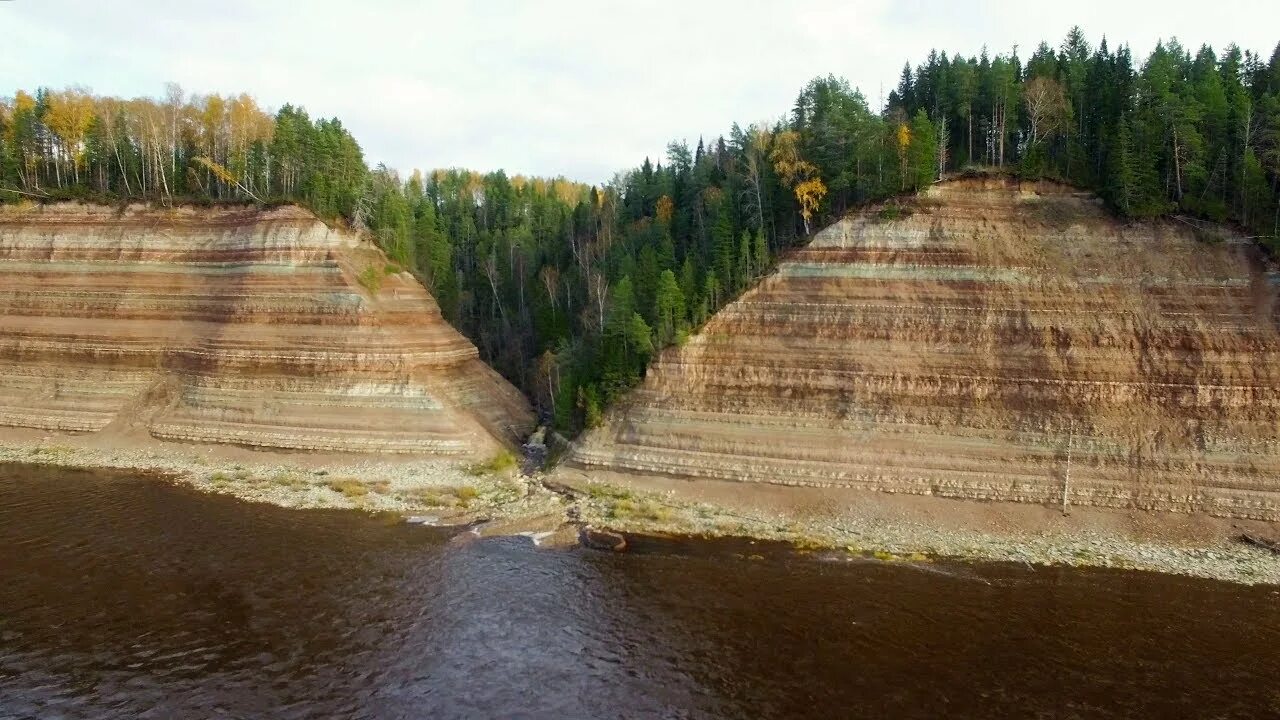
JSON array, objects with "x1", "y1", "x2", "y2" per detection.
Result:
[{"x1": 4, "y1": 1, "x2": 1277, "y2": 184}]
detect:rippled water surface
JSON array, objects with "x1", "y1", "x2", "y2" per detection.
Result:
[{"x1": 2, "y1": 463, "x2": 1279, "y2": 719}]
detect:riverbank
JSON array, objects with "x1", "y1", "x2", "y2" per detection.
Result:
[
  {"x1": 553, "y1": 468, "x2": 1280, "y2": 586},
  {"x1": 4, "y1": 430, "x2": 1278, "y2": 585},
  {"x1": 0, "y1": 430, "x2": 563, "y2": 525}
]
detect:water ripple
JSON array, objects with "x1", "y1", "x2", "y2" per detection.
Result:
[{"x1": 2, "y1": 462, "x2": 1279, "y2": 719}]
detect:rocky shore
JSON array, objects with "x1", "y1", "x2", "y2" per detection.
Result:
[
  {"x1": 554, "y1": 471, "x2": 1280, "y2": 586},
  {"x1": 0, "y1": 435, "x2": 562, "y2": 524},
  {"x1": 3, "y1": 435, "x2": 1277, "y2": 586}
]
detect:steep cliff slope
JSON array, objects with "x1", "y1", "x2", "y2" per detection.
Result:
[
  {"x1": 0, "y1": 203, "x2": 533, "y2": 455},
  {"x1": 571, "y1": 176, "x2": 1280, "y2": 520}
]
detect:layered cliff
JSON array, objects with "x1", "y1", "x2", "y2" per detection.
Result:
[
  {"x1": 571, "y1": 176, "x2": 1280, "y2": 520},
  {"x1": 0, "y1": 203, "x2": 533, "y2": 455}
]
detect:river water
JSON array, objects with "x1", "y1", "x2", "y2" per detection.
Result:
[{"x1": 1, "y1": 462, "x2": 1278, "y2": 719}]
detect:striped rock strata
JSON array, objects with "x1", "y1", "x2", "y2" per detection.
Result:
[
  {"x1": 572, "y1": 176, "x2": 1280, "y2": 520},
  {"x1": 0, "y1": 203, "x2": 532, "y2": 455}
]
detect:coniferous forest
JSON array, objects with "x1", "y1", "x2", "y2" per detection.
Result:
[{"x1": 3, "y1": 29, "x2": 1280, "y2": 434}]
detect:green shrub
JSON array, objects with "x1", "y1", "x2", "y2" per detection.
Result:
[
  {"x1": 586, "y1": 483, "x2": 633, "y2": 501},
  {"x1": 792, "y1": 535, "x2": 829, "y2": 551},
  {"x1": 876, "y1": 203, "x2": 911, "y2": 222},
  {"x1": 326, "y1": 478, "x2": 370, "y2": 498},
  {"x1": 412, "y1": 491, "x2": 452, "y2": 507},
  {"x1": 607, "y1": 496, "x2": 670, "y2": 522},
  {"x1": 466, "y1": 450, "x2": 519, "y2": 476},
  {"x1": 271, "y1": 472, "x2": 307, "y2": 488},
  {"x1": 357, "y1": 265, "x2": 383, "y2": 293},
  {"x1": 403, "y1": 485, "x2": 481, "y2": 508}
]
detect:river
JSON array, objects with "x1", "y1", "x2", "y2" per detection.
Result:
[{"x1": 1, "y1": 462, "x2": 1278, "y2": 719}]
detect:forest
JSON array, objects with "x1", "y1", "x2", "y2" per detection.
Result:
[{"x1": 3, "y1": 28, "x2": 1280, "y2": 434}]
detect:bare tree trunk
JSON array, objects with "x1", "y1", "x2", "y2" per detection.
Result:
[
  {"x1": 150, "y1": 124, "x2": 171, "y2": 204},
  {"x1": 587, "y1": 270, "x2": 608, "y2": 334},
  {"x1": 967, "y1": 106, "x2": 973, "y2": 165},
  {"x1": 1240, "y1": 103, "x2": 1254, "y2": 222},
  {"x1": 483, "y1": 254, "x2": 507, "y2": 325},
  {"x1": 16, "y1": 154, "x2": 30, "y2": 190},
  {"x1": 1172, "y1": 126, "x2": 1183, "y2": 200},
  {"x1": 998, "y1": 102, "x2": 1006, "y2": 167},
  {"x1": 156, "y1": 145, "x2": 171, "y2": 203},
  {"x1": 936, "y1": 120, "x2": 949, "y2": 180}
]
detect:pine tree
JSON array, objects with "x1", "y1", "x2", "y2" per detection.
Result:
[
  {"x1": 751, "y1": 228, "x2": 770, "y2": 277},
  {"x1": 1107, "y1": 114, "x2": 1138, "y2": 216},
  {"x1": 908, "y1": 110, "x2": 939, "y2": 189},
  {"x1": 653, "y1": 269, "x2": 686, "y2": 345},
  {"x1": 711, "y1": 198, "x2": 734, "y2": 289},
  {"x1": 680, "y1": 257, "x2": 700, "y2": 324}
]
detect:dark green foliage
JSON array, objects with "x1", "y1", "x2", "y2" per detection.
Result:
[
  {"x1": 6, "y1": 30, "x2": 1279, "y2": 438},
  {"x1": 381, "y1": 30, "x2": 1279, "y2": 436},
  {"x1": 653, "y1": 269, "x2": 686, "y2": 345},
  {"x1": 884, "y1": 31, "x2": 1280, "y2": 235}
]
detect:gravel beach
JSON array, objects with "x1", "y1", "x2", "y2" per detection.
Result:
[{"x1": 3, "y1": 432, "x2": 1277, "y2": 586}]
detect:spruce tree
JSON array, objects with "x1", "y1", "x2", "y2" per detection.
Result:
[{"x1": 653, "y1": 269, "x2": 686, "y2": 345}]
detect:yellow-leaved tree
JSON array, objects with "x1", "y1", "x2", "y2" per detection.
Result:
[
  {"x1": 794, "y1": 179, "x2": 828, "y2": 233},
  {"x1": 43, "y1": 87, "x2": 96, "y2": 185},
  {"x1": 896, "y1": 122, "x2": 911, "y2": 190},
  {"x1": 655, "y1": 194, "x2": 674, "y2": 225},
  {"x1": 770, "y1": 130, "x2": 827, "y2": 234}
]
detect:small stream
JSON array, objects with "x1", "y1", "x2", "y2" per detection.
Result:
[{"x1": 2, "y1": 462, "x2": 1278, "y2": 719}]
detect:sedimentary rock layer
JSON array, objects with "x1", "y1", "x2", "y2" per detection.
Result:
[
  {"x1": 572, "y1": 176, "x2": 1280, "y2": 520},
  {"x1": 0, "y1": 203, "x2": 532, "y2": 455}
]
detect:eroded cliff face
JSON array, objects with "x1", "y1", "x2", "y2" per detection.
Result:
[
  {"x1": 572, "y1": 176, "x2": 1280, "y2": 520},
  {"x1": 0, "y1": 203, "x2": 533, "y2": 455}
]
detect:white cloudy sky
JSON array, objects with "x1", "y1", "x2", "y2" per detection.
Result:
[{"x1": 4, "y1": 1, "x2": 1277, "y2": 183}]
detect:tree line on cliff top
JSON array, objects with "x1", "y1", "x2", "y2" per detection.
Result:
[{"x1": 3, "y1": 28, "x2": 1280, "y2": 434}]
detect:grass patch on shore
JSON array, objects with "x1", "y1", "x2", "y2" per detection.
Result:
[
  {"x1": 400, "y1": 484, "x2": 487, "y2": 509},
  {"x1": 27, "y1": 445, "x2": 75, "y2": 460},
  {"x1": 578, "y1": 481, "x2": 675, "y2": 523},
  {"x1": 608, "y1": 497, "x2": 672, "y2": 522},
  {"x1": 405, "y1": 489, "x2": 455, "y2": 508},
  {"x1": 792, "y1": 535, "x2": 830, "y2": 551},
  {"x1": 270, "y1": 472, "x2": 308, "y2": 489},
  {"x1": 325, "y1": 477, "x2": 390, "y2": 500},
  {"x1": 584, "y1": 483, "x2": 634, "y2": 501},
  {"x1": 465, "y1": 450, "x2": 518, "y2": 477}
]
